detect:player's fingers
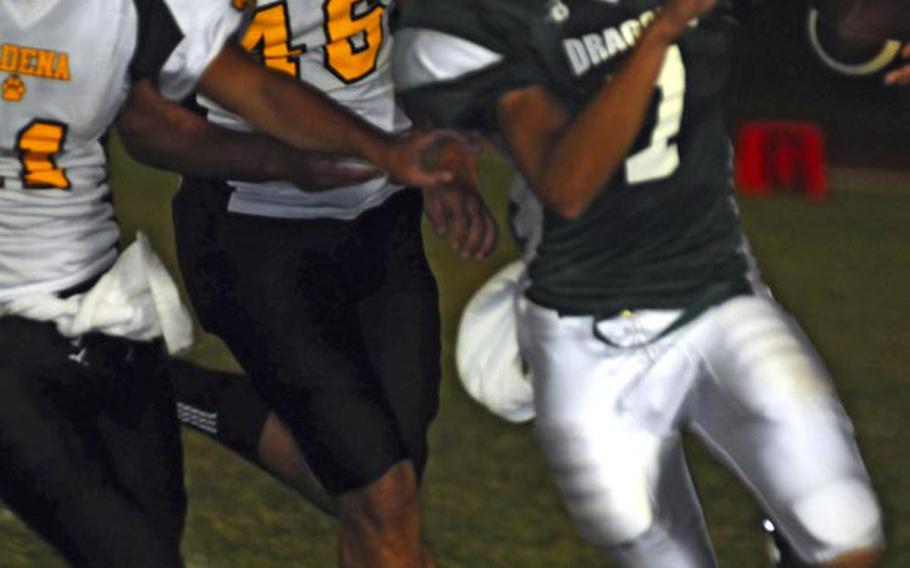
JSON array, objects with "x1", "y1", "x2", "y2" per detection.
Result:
[
  {"x1": 446, "y1": 195, "x2": 470, "y2": 256},
  {"x1": 405, "y1": 166, "x2": 455, "y2": 187},
  {"x1": 474, "y1": 210, "x2": 499, "y2": 260},
  {"x1": 460, "y1": 195, "x2": 486, "y2": 259},
  {"x1": 903, "y1": 43, "x2": 910, "y2": 59},
  {"x1": 429, "y1": 129, "x2": 478, "y2": 153},
  {"x1": 884, "y1": 65, "x2": 910, "y2": 85},
  {"x1": 462, "y1": 149, "x2": 481, "y2": 187},
  {"x1": 422, "y1": 190, "x2": 448, "y2": 237},
  {"x1": 407, "y1": 129, "x2": 468, "y2": 160}
]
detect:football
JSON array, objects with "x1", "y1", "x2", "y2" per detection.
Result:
[{"x1": 808, "y1": 0, "x2": 908, "y2": 76}]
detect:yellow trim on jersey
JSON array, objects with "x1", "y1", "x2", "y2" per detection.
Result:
[{"x1": 0, "y1": 44, "x2": 71, "y2": 82}]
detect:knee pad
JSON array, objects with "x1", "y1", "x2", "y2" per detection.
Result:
[
  {"x1": 574, "y1": 492, "x2": 654, "y2": 548},
  {"x1": 792, "y1": 478, "x2": 883, "y2": 558}
]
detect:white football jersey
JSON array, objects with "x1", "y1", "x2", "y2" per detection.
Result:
[
  {"x1": 199, "y1": 0, "x2": 411, "y2": 220},
  {"x1": 0, "y1": 0, "x2": 243, "y2": 301}
]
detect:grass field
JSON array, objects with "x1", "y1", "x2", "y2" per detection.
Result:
[{"x1": 1, "y1": 141, "x2": 908, "y2": 567}]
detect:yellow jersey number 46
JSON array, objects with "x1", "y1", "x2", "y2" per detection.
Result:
[{"x1": 240, "y1": 0, "x2": 386, "y2": 84}]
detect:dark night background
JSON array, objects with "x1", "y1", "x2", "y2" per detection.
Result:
[{"x1": 728, "y1": 0, "x2": 910, "y2": 170}]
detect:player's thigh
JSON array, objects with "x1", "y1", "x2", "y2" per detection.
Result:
[
  {"x1": 173, "y1": 180, "x2": 403, "y2": 493},
  {"x1": 0, "y1": 318, "x2": 181, "y2": 567},
  {"x1": 192, "y1": 215, "x2": 408, "y2": 495},
  {"x1": 93, "y1": 337, "x2": 187, "y2": 549},
  {"x1": 686, "y1": 295, "x2": 883, "y2": 563},
  {"x1": 519, "y1": 302, "x2": 674, "y2": 545},
  {"x1": 0, "y1": 317, "x2": 93, "y2": 522},
  {"x1": 221, "y1": 296, "x2": 408, "y2": 495},
  {"x1": 349, "y1": 191, "x2": 441, "y2": 477}
]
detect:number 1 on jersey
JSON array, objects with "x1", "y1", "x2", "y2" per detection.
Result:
[
  {"x1": 17, "y1": 120, "x2": 70, "y2": 190},
  {"x1": 625, "y1": 46, "x2": 685, "y2": 185}
]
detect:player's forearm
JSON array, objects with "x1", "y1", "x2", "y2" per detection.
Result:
[
  {"x1": 251, "y1": 71, "x2": 393, "y2": 165},
  {"x1": 118, "y1": 81, "x2": 293, "y2": 181},
  {"x1": 198, "y1": 45, "x2": 394, "y2": 167},
  {"x1": 536, "y1": 16, "x2": 683, "y2": 219}
]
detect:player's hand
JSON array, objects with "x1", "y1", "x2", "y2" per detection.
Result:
[
  {"x1": 659, "y1": 0, "x2": 718, "y2": 37},
  {"x1": 376, "y1": 129, "x2": 468, "y2": 188},
  {"x1": 423, "y1": 182, "x2": 498, "y2": 260},
  {"x1": 421, "y1": 139, "x2": 498, "y2": 259},
  {"x1": 884, "y1": 43, "x2": 910, "y2": 85}
]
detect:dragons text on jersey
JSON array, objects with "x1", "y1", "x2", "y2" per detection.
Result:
[{"x1": 562, "y1": 8, "x2": 655, "y2": 75}]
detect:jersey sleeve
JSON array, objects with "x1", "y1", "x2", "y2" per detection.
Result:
[
  {"x1": 392, "y1": 0, "x2": 548, "y2": 131},
  {"x1": 131, "y1": 0, "x2": 246, "y2": 102}
]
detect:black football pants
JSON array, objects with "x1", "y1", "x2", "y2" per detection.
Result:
[
  {"x1": 173, "y1": 180, "x2": 441, "y2": 495},
  {"x1": 0, "y1": 316, "x2": 186, "y2": 567}
]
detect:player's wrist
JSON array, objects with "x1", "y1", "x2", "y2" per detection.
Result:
[
  {"x1": 356, "y1": 129, "x2": 397, "y2": 173},
  {"x1": 651, "y1": 11, "x2": 693, "y2": 43}
]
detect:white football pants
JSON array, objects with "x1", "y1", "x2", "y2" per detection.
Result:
[{"x1": 519, "y1": 294, "x2": 883, "y2": 566}]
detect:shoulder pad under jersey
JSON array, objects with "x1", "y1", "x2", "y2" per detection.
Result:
[
  {"x1": 132, "y1": 0, "x2": 245, "y2": 101},
  {"x1": 393, "y1": 0, "x2": 549, "y2": 131}
]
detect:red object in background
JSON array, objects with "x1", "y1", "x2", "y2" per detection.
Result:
[{"x1": 735, "y1": 121, "x2": 828, "y2": 200}]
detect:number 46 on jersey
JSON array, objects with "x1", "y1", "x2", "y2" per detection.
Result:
[{"x1": 234, "y1": 0, "x2": 389, "y2": 84}]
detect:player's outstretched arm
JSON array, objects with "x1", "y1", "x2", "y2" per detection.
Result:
[
  {"x1": 117, "y1": 81, "x2": 381, "y2": 190},
  {"x1": 197, "y1": 44, "x2": 455, "y2": 188},
  {"x1": 498, "y1": 0, "x2": 717, "y2": 220},
  {"x1": 884, "y1": 44, "x2": 910, "y2": 85}
]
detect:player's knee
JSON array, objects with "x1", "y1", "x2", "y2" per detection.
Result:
[
  {"x1": 573, "y1": 496, "x2": 655, "y2": 548},
  {"x1": 791, "y1": 478, "x2": 883, "y2": 565},
  {"x1": 339, "y1": 461, "x2": 420, "y2": 532}
]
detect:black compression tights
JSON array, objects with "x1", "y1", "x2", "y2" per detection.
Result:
[{"x1": 0, "y1": 317, "x2": 185, "y2": 567}]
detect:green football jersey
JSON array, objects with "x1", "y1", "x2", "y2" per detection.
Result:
[{"x1": 395, "y1": 0, "x2": 754, "y2": 315}]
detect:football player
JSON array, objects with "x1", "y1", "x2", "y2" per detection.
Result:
[
  {"x1": 115, "y1": 0, "x2": 497, "y2": 566},
  {"x1": 0, "y1": 0, "x2": 464, "y2": 565},
  {"x1": 117, "y1": 76, "x2": 495, "y2": 556},
  {"x1": 393, "y1": 0, "x2": 885, "y2": 566}
]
